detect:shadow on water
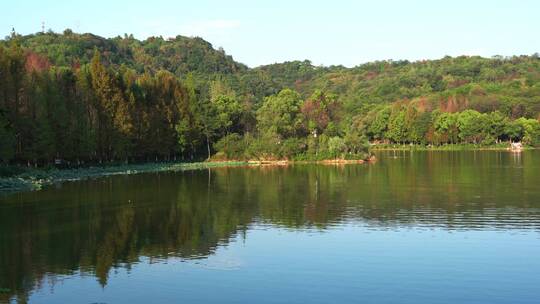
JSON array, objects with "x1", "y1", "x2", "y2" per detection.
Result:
[{"x1": 1, "y1": 150, "x2": 540, "y2": 302}]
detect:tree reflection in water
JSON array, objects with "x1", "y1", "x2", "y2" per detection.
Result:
[{"x1": 1, "y1": 150, "x2": 540, "y2": 302}]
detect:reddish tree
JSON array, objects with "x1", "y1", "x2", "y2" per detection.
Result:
[
  {"x1": 301, "y1": 91, "x2": 341, "y2": 132},
  {"x1": 25, "y1": 51, "x2": 50, "y2": 73}
]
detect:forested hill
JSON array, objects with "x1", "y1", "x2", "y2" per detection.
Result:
[
  {"x1": 6, "y1": 30, "x2": 540, "y2": 112},
  {"x1": 4, "y1": 30, "x2": 246, "y2": 75},
  {"x1": 1, "y1": 30, "x2": 540, "y2": 165}
]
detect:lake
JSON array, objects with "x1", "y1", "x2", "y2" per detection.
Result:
[{"x1": 1, "y1": 151, "x2": 540, "y2": 304}]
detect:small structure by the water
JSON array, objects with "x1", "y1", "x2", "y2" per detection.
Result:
[{"x1": 510, "y1": 142, "x2": 523, "y2": 152}]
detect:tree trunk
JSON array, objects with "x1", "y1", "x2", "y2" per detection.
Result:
[{"x1": 206, "y1": 135, "x2": 211, "y2": 160}]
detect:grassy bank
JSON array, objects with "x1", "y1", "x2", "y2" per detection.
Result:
[
  {"x1": 0, "y1": 161, "x2": 249, "y2": 193},
  {"x1": 370, "y1": 143, "x2": 535, "y2": 151}
]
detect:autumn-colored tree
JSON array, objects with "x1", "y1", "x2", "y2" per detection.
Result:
[{"x1": 301, "y1": 90, "x2": 341, "y2": 135}]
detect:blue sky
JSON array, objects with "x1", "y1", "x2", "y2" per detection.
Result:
[{"x1": 2, "y1": 0, "x2": 539, "y2": 67}]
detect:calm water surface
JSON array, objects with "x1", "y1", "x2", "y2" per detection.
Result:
[{"x1": 1, "y1": 151, "x2": 540, "y2": 303}]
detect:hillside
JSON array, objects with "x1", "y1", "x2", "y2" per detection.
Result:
[
  {"x1": 0, "y1": 30, "x2": 540, "y2": 165},
  {"x1": 7, "y1": 30, "x2": 540, "y2": 115},
  {"x1": 3, "y1": 30, "x2": 247, "y2": 75}
]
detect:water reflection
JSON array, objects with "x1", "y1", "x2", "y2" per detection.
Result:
[{"x1": 1, "y1": 151, "x2": 540, "y2": 302}]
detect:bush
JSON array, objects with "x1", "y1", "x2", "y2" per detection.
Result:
[
  {"x1": 481, "y1": 135, "x2": 496, "y2": 146},
  {"x1": 328, "y1": 136, "x2": 346, "y2": 158},
  {"x1": 245, "y1": 134, "x2": 280, "y2": 160},
  {"x1": 214, "y1": 133, "x2": 371, "y2": 161},
  {"x1": 214, "y1": 133, "x2": 247, "y2": 160},
  {"x1": 278, "y1": 138, "x2": 306, "y2": 159}
]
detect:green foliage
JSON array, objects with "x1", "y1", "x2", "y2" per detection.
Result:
[
  {"x1": 486, "y1": 111, "x2": 508, "y2": 140},
  {"x1": 278, "y1": 138, "x2": 306, "y2": 159},
  {"x1": 408, "y1": 111, "x2": 431, "y2": 144},
  {"x1": 212, "y1": 95, "x2": 243, "y2": 135},
  {"x1": 504, "y1": 120, "x2": 523, "y2": 141},
  {"x1": 256, "y1": 89, "x2": 304, "y2": 138},
  {"x1": 364, "y1": 106, "x2": 537, "y2": 146},
  {"x1": 515, "y1": 117, "x2": 540, "y2": 145},
  {"x1": 214, "y1": 133, "x2": 248, "y2": 160},
  {"x1": 457, "y1": 110, "x2": 485, "y2": 143},
  {"x1": 386, "y1": 109, "x2": 407, "y2": 143},
  {"x1": 244, "y1": 133, "x2": 280, "y2": 160},
  {"x1": 368, "y1": 106, "x2": 391, "y2": 140},
  {"x1": 434, "y1": 111, "x2": 459, "y2": 144},
  {"x1": 2, "y1": 29, "x2": 540, "y2": 164},
  {"x1": 328, "y1": 136, "x2": 346, "y2": 158}
]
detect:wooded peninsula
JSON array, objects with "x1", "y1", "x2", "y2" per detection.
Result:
[{"x1": 1, "y1": 30, "x2": 540, "y2": 167}]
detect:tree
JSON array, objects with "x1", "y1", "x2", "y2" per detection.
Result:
[
  {"x1": 504, "y1": 120, "x2": 523, "y2": 142},
  {"x1": 515, "y1": 118, "x2": 540, "y2": 145},
  {"x1": 434, "y1": 111, "x2": 459, "y2": 144},
  {"x1": 386, "y1": 108, "x2": 407, "y2": 143},
  {"x1": 457, "y1": 110, "x2": 484, "y2": 143},
  {"x1": 90, "y1": 49, "x2": 115, "y2": 159},
  {"x1": 408, "y1": 111, "x2": 431, "y2": 144},
  {"x1": 486, "y1": 111, "x2": 508, "y2": 142},
  {"x1": 301, "y1": 90, "x2": 341, "y2": 135},
  {"x1": 212, "y1": 95, "x2": 242, "y2": 135},
  {"x1": 205, "y1": 93, "x2": 242, "y2": 159},
  {"x1": 176, "y1": 73, "x2": 201, "y2": 159},
  {"x1": 368, "y1": 106, "x2": 391, "y2": 141},
  {"x1": 343, "y1": 118, "x2": 369, "y2": 155},
  {"x1": 0, "y1": 113, "x2": 14, "y2": 163},
  {"x1": 256, "y1": 89, "x2": 303, "y2": 139}
]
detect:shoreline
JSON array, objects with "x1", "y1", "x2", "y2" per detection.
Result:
[
  {"x1": 370, "y1": 144, "x2": 534, "y2": 152},
  {"x1": 1, "y1": 144, "x2": 530, "y2": 195},
  {"x1": 0, "y1": 161, "x2": 248, "y2": 194},
  {"x1": 245, "y1": 158, "x2": 371, "y2": 166},
  {"x1": 0, "y1": 158, "x2": 373, "y2": 194}
]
